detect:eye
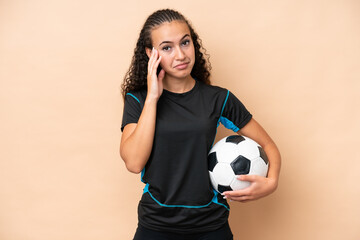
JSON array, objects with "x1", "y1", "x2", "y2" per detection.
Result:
[
  {"x1": 162, "y1": 46, "x2": 171, "y2": 51},
  {"x1": 182, "y1": 39, "x2": 190, "y2": 46}
]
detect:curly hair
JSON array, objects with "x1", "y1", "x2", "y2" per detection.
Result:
[{"x1": 121, "y1": 9, "x2": 211, "y2": 98}]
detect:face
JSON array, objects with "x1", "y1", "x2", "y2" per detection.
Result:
[{"x1": 146, "y1": 21, "x2": 195, "y2": 80}]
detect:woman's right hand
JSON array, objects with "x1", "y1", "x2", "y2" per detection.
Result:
[
  {"x1": 147, "y1": 48, "x2": 165, "y2": 100},
  {"x1": 120, "y1": 48, "x2": 164, "y2": 173}
]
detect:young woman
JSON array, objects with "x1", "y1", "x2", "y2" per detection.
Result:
[{"x1": 120, "y1": 9, "x2": 281, "y2": 240}]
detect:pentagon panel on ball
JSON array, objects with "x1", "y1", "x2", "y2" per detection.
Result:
[{"x1": 208, "y1": 135, "x2": 269, "y2": 193}]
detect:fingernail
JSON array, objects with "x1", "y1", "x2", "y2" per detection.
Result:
[{"x1": 223, "y1": 196, "x2": 227, "y2": 199}]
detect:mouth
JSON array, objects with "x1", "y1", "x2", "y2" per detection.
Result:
[{"x1": 174, "y1": 62, "x2": 190, "y2": 70}]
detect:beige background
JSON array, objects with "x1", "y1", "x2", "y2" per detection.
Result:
[{"x1": 1, "y1": 0, "x2": 359, "y2": 239}]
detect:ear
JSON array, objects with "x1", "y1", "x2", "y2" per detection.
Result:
[{"x1": 145, "y1": 47, "x2": 152, "y2": 58}]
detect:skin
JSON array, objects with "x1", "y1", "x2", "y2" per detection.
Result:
[
  {"x1": 120, "y1": 20, "x2": 281, "y2": 203},
  {"x1": 145, "y1": 20, "x2": 196, "y2": 94}
]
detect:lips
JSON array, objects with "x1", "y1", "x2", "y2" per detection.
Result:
[{"x1": 174, "y1": 62, "x2": 189, "y2": 70}]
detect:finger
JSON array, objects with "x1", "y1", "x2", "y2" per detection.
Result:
[
  {"x1": 151, "y1": 49, "x2": 160, "y2": 72},
  {"x1": 237, "y1": 175, "x2": 257, "y2": 182},
  {"x1": 148, "y1": 48, "x2": 155, "y2": 73},
  {"x1": 231, "y1": 195, "x2": 253, "y2": 202},
  {"x1": 224, "y1": 194, "x2": 250, "y2": 202},
  {"x1": 158, "y1": 68, "x2": 165, "y2": 82},
  {"x1": 147, "y1": 48, "x2": 153, "y2": 71},
  {"x1": 223, "y1": 188, "x2": 251, "y2": 197},
  {"x1": 148, "y1": 48, "x2": 157, "y2": 73},
  {"x1": 155, "y1": 55, "x2": 162, "y2": 70}
]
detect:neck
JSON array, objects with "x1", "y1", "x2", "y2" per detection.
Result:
[{"x1": 163, "y1": 75, "x2": 195, "y2": 93}]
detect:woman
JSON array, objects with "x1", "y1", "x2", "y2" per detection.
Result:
[{"x1": 120, "y1": 9, "x2": 281, "y2": 240}]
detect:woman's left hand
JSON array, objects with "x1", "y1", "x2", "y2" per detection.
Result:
[{"x1": 222, "y1": 175, "x2": 278, "y2": 203}]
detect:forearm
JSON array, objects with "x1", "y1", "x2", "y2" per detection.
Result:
[
  {"x1": 238, "y1": 118, "x2": 281, "y2": 185},
  {"x1": 263, "y1": 141, "x2": 281, "y2": 187},
  {"x1": 120, "y1": 97, "x2": 158, "y2": 173}
]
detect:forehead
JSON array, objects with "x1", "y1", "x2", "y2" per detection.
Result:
[{"x1": 151, "y1": 21, "x2": 191, "y2": 45}]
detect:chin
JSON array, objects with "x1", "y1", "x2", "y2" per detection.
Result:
[
  {"x1": 172, "y1": 69, "x2": 193, "y2": 79},
  {"x1": 175, "y1": 73, "x2": 192, "y2": 79}
]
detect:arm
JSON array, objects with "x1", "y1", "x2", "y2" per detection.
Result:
[
  {"x1": 223, "y1": 118, "x2": 281, "y2": 202},
  {"x1": 120, "y1": 98, "x2": 157, "y2": 174},
  {"x1": 120, "y1": 48, "x2": 165, "y2": 173}
]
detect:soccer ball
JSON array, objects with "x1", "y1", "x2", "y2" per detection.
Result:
[{"x1": 208, "y1": 135, "x2": 269, "y2": 193}]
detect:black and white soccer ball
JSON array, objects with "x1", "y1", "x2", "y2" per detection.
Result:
[{"x1": 208, "y1": 135, "x2": 269, "y2": 193}]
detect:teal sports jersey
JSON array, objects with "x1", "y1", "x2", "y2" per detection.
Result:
[{"x1": 121, "y1": 80, "x2": 252, "y2": 233}]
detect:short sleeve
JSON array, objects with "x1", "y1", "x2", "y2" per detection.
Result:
[
  {"x1": 121, "y1": 93, "x2": 142, "y2": 132},
  {"x1": 219, "y1": 90, "x2": 252, "y2": 132}
]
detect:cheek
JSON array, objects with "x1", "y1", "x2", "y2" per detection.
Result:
[
  {"x1": 189, "y1": 46, "x2": 195, "y2": 60},
  {"x1": 159, "y1": 55, "x2": 172, "y2": 69},
  {"x1": 184, "y1": 45, "x2": 195, "y2": 63},
  {"x1": 187, "y1": 47, "x2": 195, "y2": 65}
]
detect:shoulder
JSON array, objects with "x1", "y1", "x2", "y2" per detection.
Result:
[
  {"x1": 197, "y1": 81, "x2": 229, "y2": 101},
  {"x1": 125, "y1": 88, "x2": 147, "y2": 106},
  {"x1": 198, "y1": 81, "x2": 228, "y2": 95}
]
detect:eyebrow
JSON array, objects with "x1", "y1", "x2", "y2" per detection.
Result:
[{"x1": 158, "y1": 34, "x2": 190, "y2": 47}]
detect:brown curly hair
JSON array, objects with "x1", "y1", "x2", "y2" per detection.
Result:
[{"x1": 121, "y1": 9, "x2": 212, "y2": 98}]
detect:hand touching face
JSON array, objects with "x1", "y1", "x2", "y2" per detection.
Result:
[{"x1": 146, "y1": 20, "x2": 195, "y2": 80}]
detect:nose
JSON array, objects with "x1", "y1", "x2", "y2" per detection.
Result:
[{"x1": 175, "y1": 46, "x2": 185, "y2": 60}]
